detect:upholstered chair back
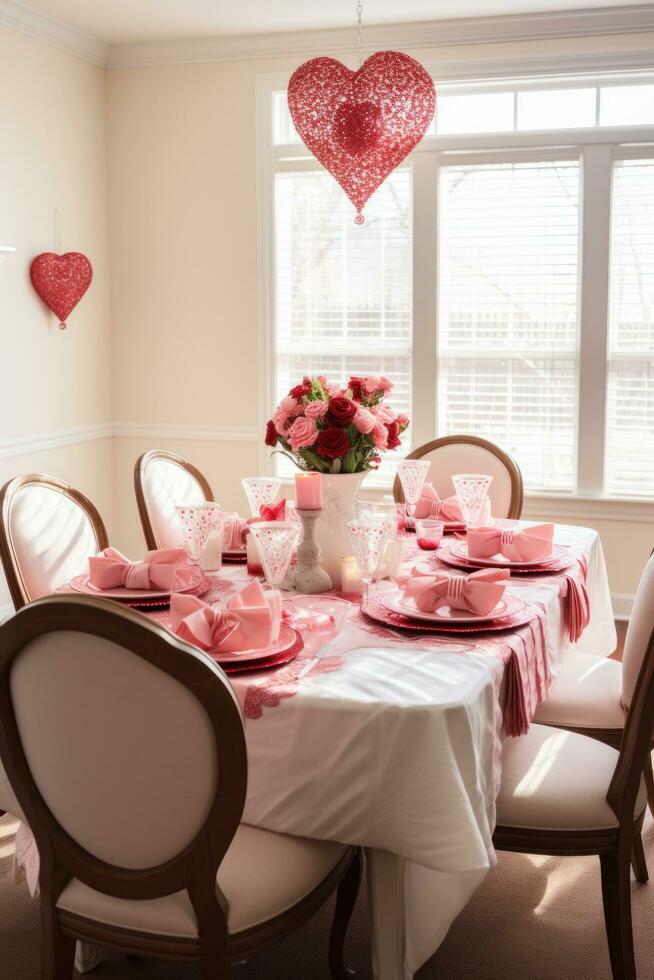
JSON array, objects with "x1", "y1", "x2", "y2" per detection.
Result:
[
  {"x1": 0, "y1": 475, "x2": 108, "y2": 610},
  {"x1": 393, "y1": 435, "x2": 523, "y2": 519},
  {"x1": 135, "y1": 451, "x2": 213, "y2": 550},
  {"x1": 621, "y1": 552, "x2": 654, "y2": 708},
  {"x1": 0, "y1": 596, "x2": 246, "y2": 893}
]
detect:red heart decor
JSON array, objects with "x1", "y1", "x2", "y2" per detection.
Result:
[
  {"x1": 288, "y1": 51, "x2": 435, "y2": 219},
  {"x1": 30, "y1": 252, "x2": 93, "y2": 329}
]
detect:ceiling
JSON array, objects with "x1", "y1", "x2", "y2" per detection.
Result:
[{"x1": 17, "y1": 0, "x2": 654, "y2": 44}]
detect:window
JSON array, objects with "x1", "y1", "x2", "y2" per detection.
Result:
[
  {"x1": 606, "y1": 159, "x2": 654, "y2": 495},
  {"x1": 438, "y1": 159, "x2": 580, "y2": 491},
  {"x1": 264, "y1": 69, "x2": 654, "y2": 497}
]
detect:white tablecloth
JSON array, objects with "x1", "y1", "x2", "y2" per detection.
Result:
[{"x1": 0, "y1": 523, "x2": 615, "y2": 978}]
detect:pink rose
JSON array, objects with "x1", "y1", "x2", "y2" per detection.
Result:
[
  {"x1": 363, "y1": 375, "x2": 392, "y2": 396},
  {"x1": 373, "y1": 403, "x2": 396, "y2": 424},
  {"x1": 396, "y1": 413, "x2": 409, "y2": 428},
  {"x1": 371, "y1": 422, "x2": 389, "y2": 450},
  {"x1": 324, "y1": 382, "x2": 343, "y2": 398},
  {"x1": 353, "y1": 405, "x2": 376, "y2": 433},
  {"x1": 288, "y1": 416, "x2": 318, "y2": 452},
  {"x1": 272, "y1": 395, "x2": 303, "y2": 435},
  {"x1": 304, "y1": 400, "x2": 328, "y2": 420},
  {"x1": 279, "y1": 395, "x2": 298, "y2": 414}
]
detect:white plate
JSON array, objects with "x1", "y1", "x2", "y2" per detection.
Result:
[
  {"x1": 382, "y1": 591, "x2": 525, "y2": 624},
  {"x1": 448, "y1": 541, "x2": 566, "y2": 569},
  {"x1": 65, "y1": 574, "x2": 200, "y2": 602}
]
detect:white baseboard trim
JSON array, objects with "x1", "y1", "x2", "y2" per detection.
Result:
[
  {"x1": 0, "y1": 423, "x2": 114, "y2": 460},
  {"x1": 112, "y1": 422, "x2": 259, "y2": 443},
  {"x1": 612, "y1": 592, "x2": 634, "y2": 621}
]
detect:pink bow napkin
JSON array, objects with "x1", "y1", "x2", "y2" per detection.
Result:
[
  {"x1": 222, "y1": 514, "x2": 249, "y2": 550},
  {"x1": 246, "y1": 498, "x2": 288, "y2": 526},
  {"x1": 89, "y1": 547, "x2": 201, "y2": 592},
  {"x1": 415, "y1": 483, "x2": 463, "y2": 522},
  {"x1": 467, "y1": 523, "x2": 554, "y2": 563},
  {"x1": 403, "y1": 566, "x2": 510, "y2": 616},
  {"x1": 170, "y1": 580, "x2": 281, "y2": 653}
]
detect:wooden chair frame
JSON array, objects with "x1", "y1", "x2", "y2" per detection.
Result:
[
  {"x1": 134, "y1": 450, "x2": 214, "y2": 551},
  {"x1": 494, "y1": 626, "x2": 654, "y2": 980},
  {"x1": 0, "y1": 595, "x2": 361, "y2": 979},
  {"x1": 393, "y1": 434, "x2": 524, "y2": 519},
  {"x1": 0, "y1": 474, "x2": 109, "y2": 612}
]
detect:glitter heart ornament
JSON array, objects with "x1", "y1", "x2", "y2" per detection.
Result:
[
  {"x1": 30, "y1": 252, "x2": 93, "y2": 329},
  {"x1": 288, "y1": 51, "x2": 435, "y2": 219}
]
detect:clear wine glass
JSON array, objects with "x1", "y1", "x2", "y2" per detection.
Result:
[
  {"x1": 397, "y1": 460, "x2": 431, "y2": 521},
  {"x1": 452, "y1": 474, "x2": 493, "y2": 527},
  {"x1": 241, "y1": 477, "x2": 282, "y2": 517},
  {"x1": 248, "y1": 521, "x2": 300, "y2": 590},
  {"x1": 175, "y1": 501, "x2": 221, "y2": 562},
  {"x1": 347, "y1": 519, "x2": 393, "y2": 599}
]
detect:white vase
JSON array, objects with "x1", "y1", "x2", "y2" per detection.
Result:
[{"x1": 315, "y1": 472, "x2": 366, "y2": 587}]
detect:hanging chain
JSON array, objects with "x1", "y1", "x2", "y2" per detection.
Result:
[{"x1": 356, "y1": 1, "x2": 363, "y2": 67}]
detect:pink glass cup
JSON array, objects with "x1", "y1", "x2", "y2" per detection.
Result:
[{"x1": 415, "y1": 518, "x2": 445, "y2": 551}]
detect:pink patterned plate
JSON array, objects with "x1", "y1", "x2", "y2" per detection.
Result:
[
  {"x1": 363, "y1": 593, "x2": 536, "y2": 634},
  {"x1": 213, "y1": 624, "x2": 303, "y2": 673},
  {"x1": 437, "y1": 542, "x2": 574, "y2": 574},
  {"x1": 404, "y1": 520, "x2": 464, "y2": 534},
  {"x1": 64, "y1": 574, "x2": 202, "y2": 603},
  {"x1": 448, "y1": 541, "x2": 568, "y2": 569},
  {"x1": 382, "y1": 591, "x2": 525, "y2": 624}
]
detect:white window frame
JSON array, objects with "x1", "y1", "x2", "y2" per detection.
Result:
[{"x1": 256, "y1": 61, "x2": 654, "y2": 513}]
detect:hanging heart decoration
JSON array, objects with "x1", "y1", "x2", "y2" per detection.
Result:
[
  {"x1": 30, "y1": 252, "x2": 93, "y2": 330},
  {"x1": 288, "y1": 51, "x2": 435, "y2": 222}
]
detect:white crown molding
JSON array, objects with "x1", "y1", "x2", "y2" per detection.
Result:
[
  {"x1": 0, "y1": 0, "x2": 107, "y2": 65},
  {"x1": 0, "y1": 423, "x2": 113, "y2": 460},
  {"x1": 108, "y1": 5, "x2": 654, "y2": 69},
  {"x1": 112, "y1": 422, "x2": 259, "y2": 443}
]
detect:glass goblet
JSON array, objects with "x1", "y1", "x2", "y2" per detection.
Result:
[
  {"x1": 397, "y1": 459, "x2": 431, "y2": 520},
  {"x1": 347, "y1": 519, "x2": 393, "y2": 599},
  {"x1": 248, "y1": 521, "x2": 300, "y2": 590},
  {"x1": 452, "y1": 474, "x2": 493, "y2": 527},
  {"x1": 241, "y1": 477, "x2": 282, "y2": 517},
  {"x1": 175, "y1": 501, "x2": 221, "y2": 563}
]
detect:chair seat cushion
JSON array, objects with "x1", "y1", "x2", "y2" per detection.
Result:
[
  {"x1": 533, "y1": 652, "x2": 625, "y2": 730},
  {"x1": 57, "y1": 824, "x2": 349, "y2": 939},
  {"x1": 496, "y1": 724, "x2": 647, "y2": 832}
]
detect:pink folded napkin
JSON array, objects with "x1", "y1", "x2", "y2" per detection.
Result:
[
  {"x1": 402, "y1": 566, "x2": 510, "y2": 616},
  {"x1": 222, "y1": 514, "x2": 249, "y2": 550},
  {"x1": 467, "y1": 523, "x2": 554, "y2": 563},
  {"x1": 415, "y1": 483, "x2": 463, "y2": 522},
  {"x1": 170, "y1": 580, "x2": 281, "y2": 654},
  {"x1": 89, "y1": 547, "x2": 201, "y2": 592}
]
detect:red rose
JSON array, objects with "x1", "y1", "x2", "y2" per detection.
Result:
[
  {"x1": 385, "y1": 421, "x2": 401, "y2": 450},
  {"x1": 348, "y1": 376, "x2": 364, "y2": 400},
  {"x1": 326, "y1": 395, "x2": 357, "y2": 427},
  {"x1": 265, "y1": 420, "x2": 277, "y2": 446},
  {"x1": 289, "y1": 381, "x2": 311, "y2": 399},
  {"x1": 316, "y1": 427, "x2": 351, "y2": 459}
]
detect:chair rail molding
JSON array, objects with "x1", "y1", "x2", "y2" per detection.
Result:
[
  {"x1": 0, "y1": 246, "x2": 15, "y2": 264},
  {"x1": 0, "y1": 423, "x2": 114, "y2": 460},
  {"x1": 112, "y1": 422, "x2": 259, "y2": 443}
]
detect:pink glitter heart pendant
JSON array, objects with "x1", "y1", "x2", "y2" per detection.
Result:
[
  {"x1": 288, "y1": 51, "x2": 435, "y2": 221},
  {"x1": 30, "y1": 252, "x2": 93, "y2": 330}
]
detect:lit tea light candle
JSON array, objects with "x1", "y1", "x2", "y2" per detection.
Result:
[
  {"x1": 341, "y1": 555, "x2": 363, "y2": 594},
  {"x1": 295, "y1": 472, "x2": 322, "y2": 510}
]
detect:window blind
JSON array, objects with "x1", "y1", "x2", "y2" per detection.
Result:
[
  {"x1": 605, "y1": 159, "x2": 654, "y2": 496},
  {"x1": 437, "y1": 159, "x2": 580, "y2": 492},
  {"x1": 274, "y1": 169, "x2": 412, "y2": 480}
]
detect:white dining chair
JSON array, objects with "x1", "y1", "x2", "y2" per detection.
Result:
[
  {"x1": 533, "y1": 552, "x2": 654, "y2": 822},
  {"x1": 0, "y1": 595, "x2": 361, "y2": 978},
  {"x1": 0, "y1": 474, "x2": 109, "y2": 611},
  {"x1": 134, "y1": 450, "x2": 214, "y2": 550},
  {"x1": 494, "y1": 613, "x2": 654, "y2": 980},
  {"x1": 392, "y1": 434, "x2": 523, "y2": 519}
]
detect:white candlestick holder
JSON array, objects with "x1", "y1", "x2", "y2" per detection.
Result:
[{"x1": 293, "y1": 508, "x2": 333, "y2": 593}]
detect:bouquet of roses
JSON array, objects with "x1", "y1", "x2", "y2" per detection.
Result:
[{"x1": 265, "y1": 375, "x2": 409, "y2": 474}]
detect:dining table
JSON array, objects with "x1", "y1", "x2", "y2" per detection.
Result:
[{"x1": 0, "y1": 519, "x2": 616, "y2": 979}]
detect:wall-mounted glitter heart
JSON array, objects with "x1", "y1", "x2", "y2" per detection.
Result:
[
  {"x1": 288, "y1": 51, "x2": 435, "y2": 220},
  {"x1": 30, "y1": 252, "x2": 93, "y2": 329}
]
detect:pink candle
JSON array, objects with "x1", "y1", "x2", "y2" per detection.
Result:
[{"x1": 295, "y1": 472, "x2": 322, "y2": 510}]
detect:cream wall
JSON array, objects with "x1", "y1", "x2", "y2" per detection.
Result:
[
  {"x1": 106, "y1": 30, "x2": 654, "y2": 606},
  {"x1": 0, "y1": 24, "x2": 112, "y2": 613}
]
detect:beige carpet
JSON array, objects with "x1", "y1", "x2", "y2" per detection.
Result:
[{"x1": 2, "y1": 811, "x2": 654, "y2": 980}]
